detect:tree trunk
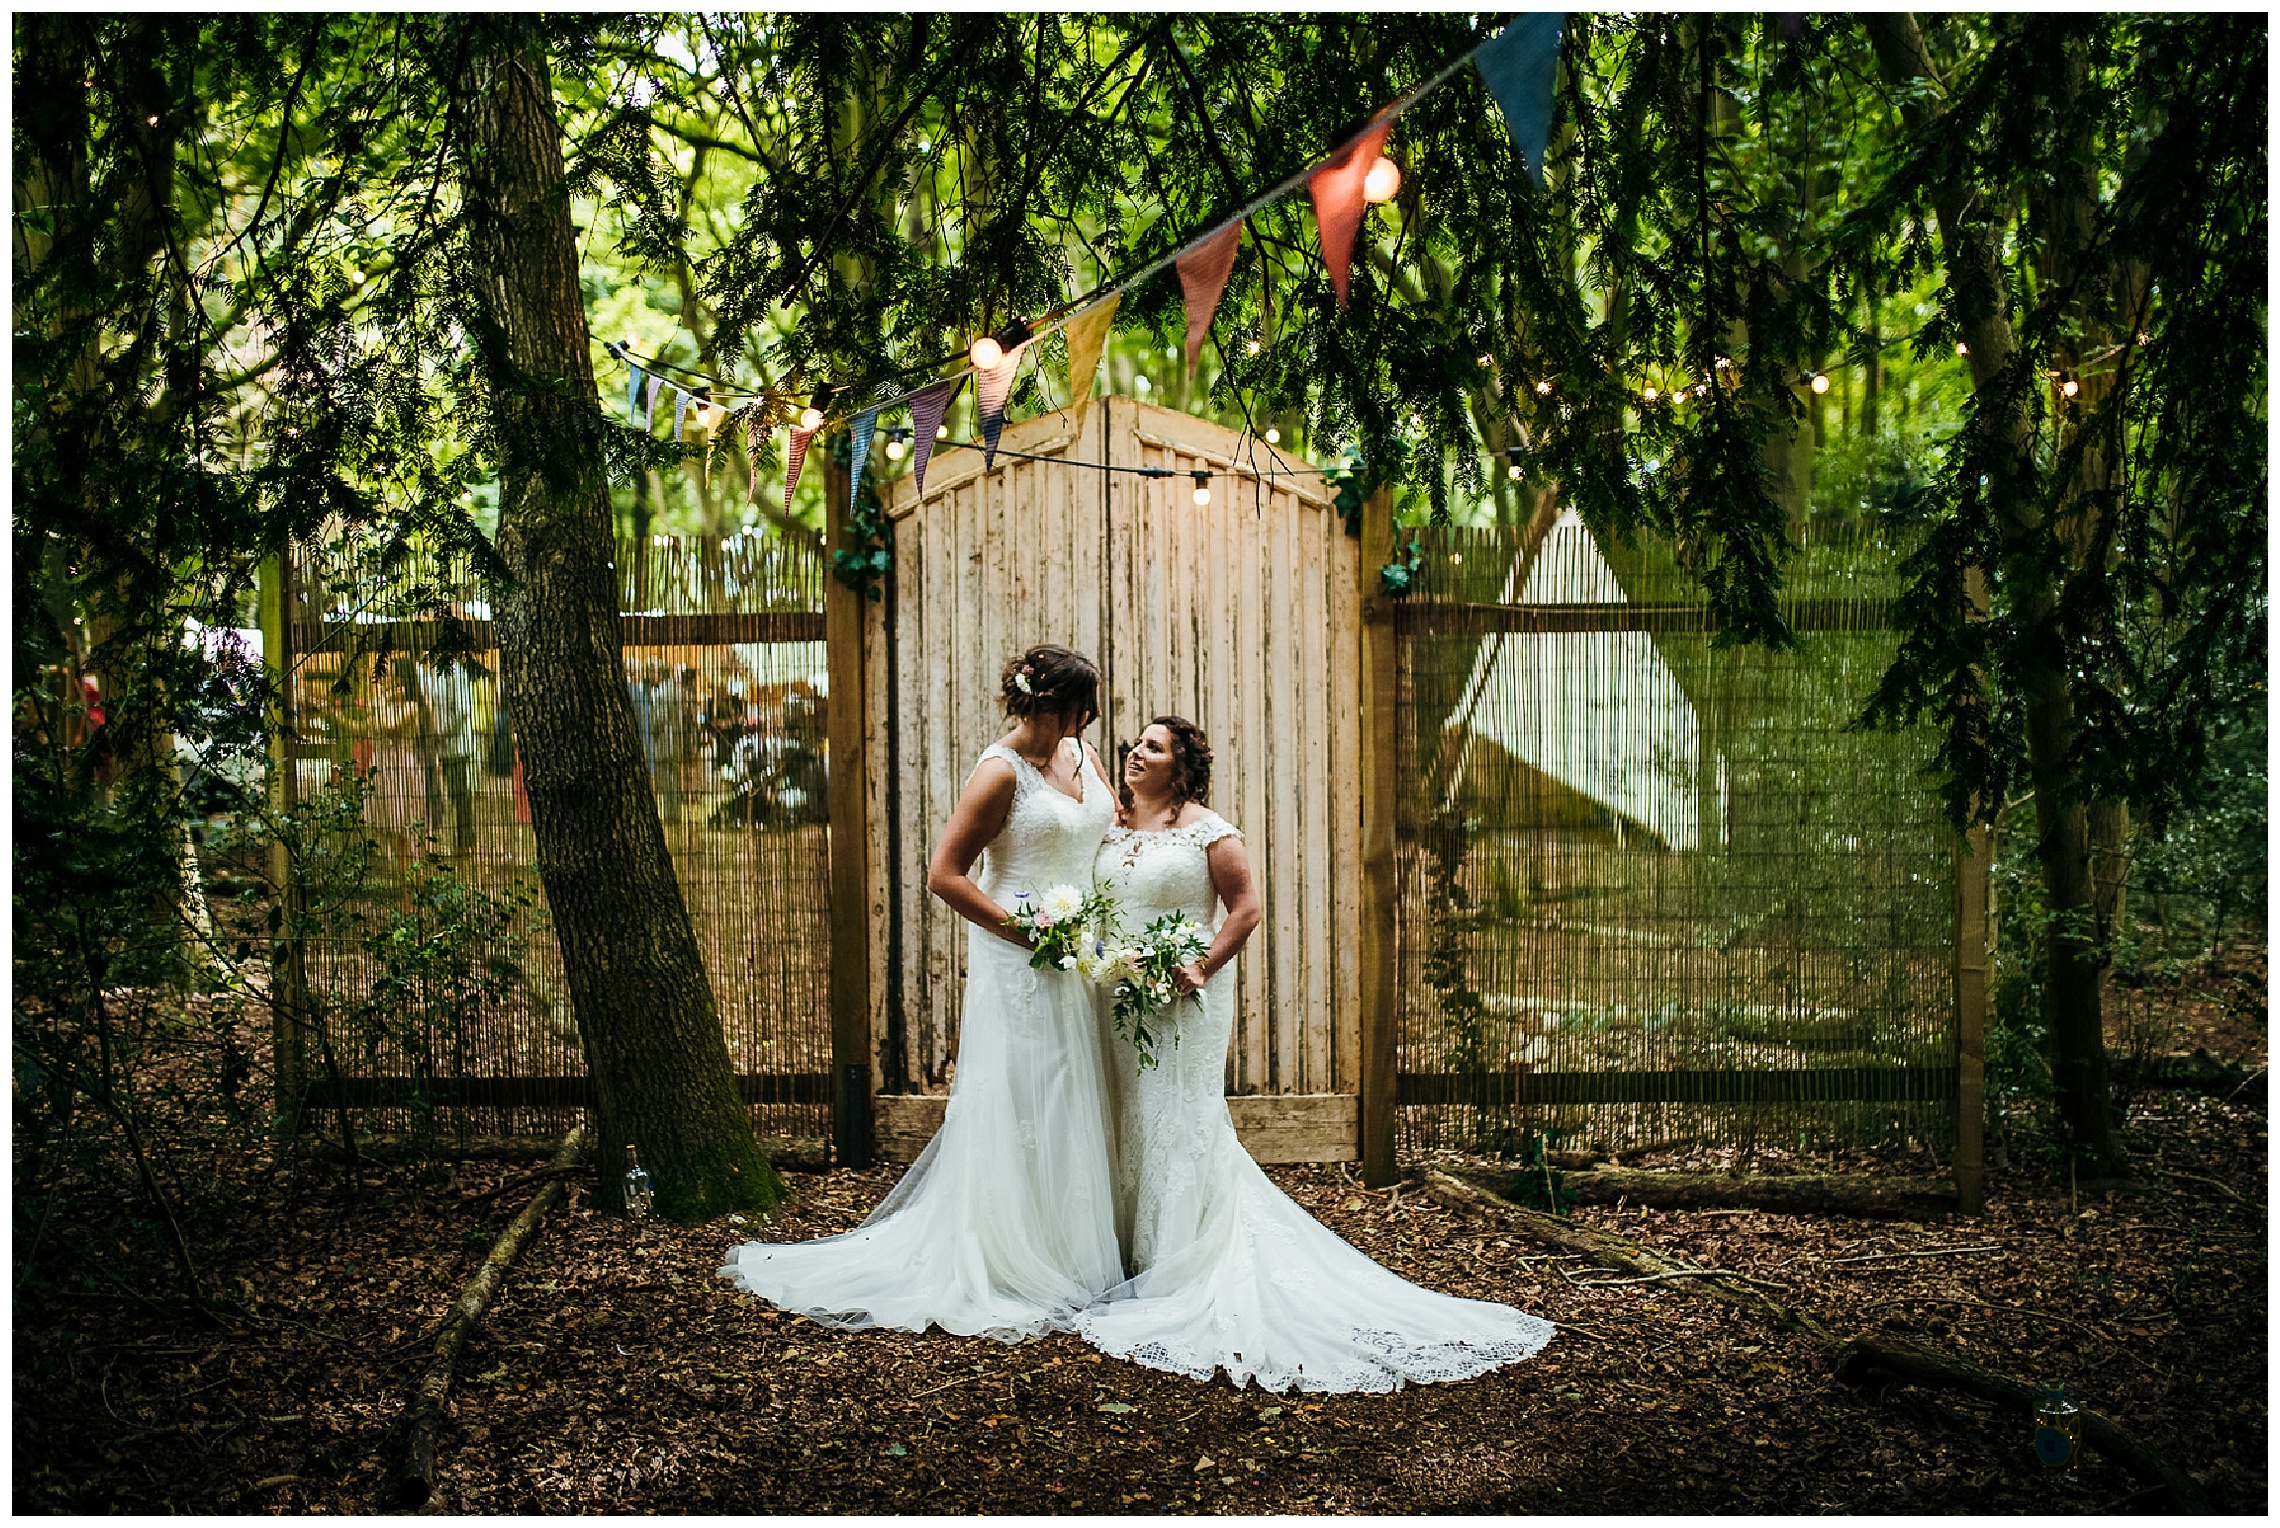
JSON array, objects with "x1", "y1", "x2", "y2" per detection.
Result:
[
  {"x1": 453, "y1": 22, "x2": 784, "y2": 1221},
  {"x1": 1864, "y1": 13, "x2": 2124, "y2": 1175}
]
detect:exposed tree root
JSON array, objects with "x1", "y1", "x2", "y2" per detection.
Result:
[
  {"x1": 1423, "y1": 1170, "x2": 2210, "y2": 1513},
  {"x1": 391, "y1": 1126, "x2": 587, "y2": 1509}
]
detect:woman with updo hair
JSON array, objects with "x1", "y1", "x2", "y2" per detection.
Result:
[
  {"x1": 1076, "y1": 714, "x2": 1554, "y2": 1393},
  {"x1": 724, "y1": 642, "x2": 1126, "y2": 1340}
]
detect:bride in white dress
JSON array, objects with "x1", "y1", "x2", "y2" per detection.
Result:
[
  {"x1": 721, "y1": 646, "x2": 1123, "y2": 1340},
  {"x1": 1076, "y1": 717, "x2": 1556, "y2": 1392}
]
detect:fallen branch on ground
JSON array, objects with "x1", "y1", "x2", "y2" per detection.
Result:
[
  {"x1": 1424, "y1": 1170, "x2": 2210, "y2": 1514},
  {"x1": 1457, "y1": 1163, "x2": 1958, "y2": 1219},
  {"x1": 390, "y1": 1125, "x2": 586, "y2": 1509}
]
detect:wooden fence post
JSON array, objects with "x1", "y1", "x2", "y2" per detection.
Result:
[
  {"x1": 1954, "y1": 823, "x2": 1990, "y2": 1214},
  {"x1": 1358, "y1": 489, "x2": 1400, "y2": 1186},
  {"x1": 1953, "y1": 565, "x2": 1991, "y2": 1214},
  {"x1": 823, "y1": 454, "x2": 875, "y2": 1169},
  {"x1": 259, "y1": 550, "x2": 308, "y2": 1140}
]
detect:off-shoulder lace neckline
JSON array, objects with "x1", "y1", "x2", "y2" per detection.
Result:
[{"x1": 1108, "y1": 811, "x2": 1233, "y2": 840}]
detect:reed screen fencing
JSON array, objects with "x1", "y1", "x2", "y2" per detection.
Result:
[
  {"x1": 1391, "y1": 514, "x2": 1959, "y2": 1159},
  {"x1": 281, "y1": 530, "x2": 834, "y2": 1145}
]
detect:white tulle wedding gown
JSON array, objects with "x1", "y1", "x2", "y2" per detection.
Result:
[
  {"x1": 1075, "y1": 811, "x2": 1557, "y2": 1392},
  {"x1": 720, "y1": 738, "x2": 1123, "y2": 1340}
]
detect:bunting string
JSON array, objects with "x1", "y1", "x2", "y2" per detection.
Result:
[{"x1": 600, "y1": 17, "x2": 1563, "y2": 469}]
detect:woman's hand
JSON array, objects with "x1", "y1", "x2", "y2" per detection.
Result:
[{"x1": 1172, "y1": 960, "x2": 1208, "y2": 997}]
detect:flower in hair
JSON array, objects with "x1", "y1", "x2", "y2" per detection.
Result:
[{"x1": 1014, "y1": 666, "x2": 1034, "y2": 695}]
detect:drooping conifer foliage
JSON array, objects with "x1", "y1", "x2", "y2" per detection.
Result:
[{"x1": 13, "y1": 15, "x2": 2264, "y2": 1212}]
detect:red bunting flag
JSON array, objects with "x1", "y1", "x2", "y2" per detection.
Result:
[
  {"x1": 975, "y1": 340, "x2": 1029, "y2": 469},
  {"x1": 1177, "y1": 220, "x2": 1243, "y2": 379},
  {"x1": 907, "y1": 376, "x2": 965, "y2": 496},
  {"x1": 1308, "y1": 120, "x2": 1391, "y2": 308}
]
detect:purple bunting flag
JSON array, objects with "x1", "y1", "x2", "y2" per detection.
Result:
[
  {"x1": 784, "y1": 421, "x2": 819, "y2": 515},
  {"x1": 907, "y1": 376, "x2": 965, "y2": 496},
  {"x1": 976, "y1": 340, "x2": 1029, "y2": 469}
]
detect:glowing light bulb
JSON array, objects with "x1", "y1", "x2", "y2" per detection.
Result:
[
  {"x1": 350, "y1": 270, "x2": 365, "y2": 286},
  {"x1": 969, "y1": 334, "x2": 1003, "y2": 370},
  {"x1": 1478, "y1": 353, "x2": 1493, "y2": 367},
  {"x1": 1245, "y1": 339, "x2": 1261, "y2": 357},
  {"x1": 2061, "y1": 377, "x2": 2079, "y2": 397},
  {"x1": 936, "y1": 424, "x2": 949, "y2": 440},
  {"x1": 2135, "y1": 332, "x2": 2150, "y2": 345},
  {"x1": 1534, "y1": 379, "x2": 1553, "y2": 396},
  {"x1": 1810, "y1": 373, "x2": 1831, "y2": 395},
  {"x1": 1643, "y1": 386, "x2": 1658, "y2": 402},
  {"x1": 1191, "y1": 471, "x2": 1211, "y2": 506},
  {"x1": 1508, "y1": 463, "x2": 1524, "y2": 482},
  {"x1": 885, "y1": 436, "x2": 906, "y2": 461},
  {"x1": 1714, "y1": 355, "x2": 1733, "y2": 370},
  {"x1": 798, "y1": 405, "x2": 824, "y2": 431},
  {"x1": 1955, "y1": 341, "x2": 1970, "y2": 357},
  {"x1": 146, "y1": 114, "x2": 159, "y2": 126},
  {"x1": 1264, "y1": 427, "x2": 1280, "y2": 445},
  {"x1": 1362, "y1": 155, "x2": 1402, "y2": 203},
  {"x1": 1449, "y1": 553, "x2": 1462, "y2": 566}
]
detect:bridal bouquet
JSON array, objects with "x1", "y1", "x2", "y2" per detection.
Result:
[
  {"x1": 1006, "y1": 883, "x2": 1121, "y2": 973},
  {"x1": 1101, "y1": 911, "x2": 1211, "y2": 1071}
]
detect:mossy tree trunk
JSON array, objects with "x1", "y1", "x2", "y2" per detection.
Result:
[{"x1": 451, "y1": 20, "x2": 784, "y2": 1220}]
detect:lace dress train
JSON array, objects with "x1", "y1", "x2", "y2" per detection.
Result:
[
  {"x1": 720, "y1": 740, "x2": 1123, "y2": 1340},
  {"x1": 1075, "y1": 813, "x2": 1556, "y2": 1392}
]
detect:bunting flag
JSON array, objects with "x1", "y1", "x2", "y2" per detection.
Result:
[
  {"x1": 672, "y1": 387, "x2": 695, "y2": 442},
  {"x1": 643, "y1": 372, "x2": 664, "y2": 433},
  {"x1": 847, "y1": 408, "x2": 879, "y2": 524},
  {"x1": 907, "y1": 376, "x2": 965, "y2": 496},
  {"x1": 625, "y1": 356, "x2": 645, "y2": 425},
  {"x1": 1472, "y1": 14, "x2": 1565, "y2": 187},
  {"x1": 1177, "y1": 221, "x2": 1243, "y2": 379},
  {"x1": 1062, "y1": 292, "x2": 1121, "y2": 409},
  {"x1": 1307, "y1": 120, "x2": 1392, "y2": 308},
  {"x1": 975, "y1": 340, "x2": 1029, "y2": 469},
  {"x1": 784, "y1": 420, "x2": 819, "y2": 514}
]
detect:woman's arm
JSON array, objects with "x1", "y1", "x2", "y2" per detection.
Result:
[
  {"x1": 925, "y1": 758, "x2": 1032, "y2": 948},
  {"x1": 1176, "y1": 831, "x2": 1262, "y2": 993}
]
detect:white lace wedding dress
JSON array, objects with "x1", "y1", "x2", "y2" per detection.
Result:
[
  {"x1": 720, "y1": 738, "x2": 1123, "y2": 1340},
  {"x1": 1074, "y1": 811, "x2": 1557, "y2": 1392}
]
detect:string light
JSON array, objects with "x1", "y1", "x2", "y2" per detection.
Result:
[
  {"x1": 2135, "y1": 331, "x2": 2151, "y2": 345},
  {"x1": 1362, "y1": 155, "x2": 1402, "y2": 203},
  {"x1": 1809, "y1": 372, "x2": 1831, "y2": 394},
  {"x1": 146, "y1": 114, "x2": 159, "y2": 126},
  {"x1": 1642, "y1": 385, "x2": 1659, "y2": 402},
  {"x1": 1245, "y1": 339, "x2": 1261, "y2": 357},
  {"x1": 2060, "y1": 376, "x2": 2080, "y2": 398},
  {"x1": 1477, "y1": 353, "x2": 1493, "y2": 367},
  {"x1": 1534, "y1": 379, "x2": 1553, "y2": 396},
  {"x1": 1505, "y1": 446, "x2": 1525, "y2": 482},
  {"x1": 1191, "y1": 470, "x2": 1212, "y2": 506},
  {"x1": 1955, "y1": 341, "x2": 1970, "y2": 357},
  {"x1": 884, "y1": 432, "x2": 907, "y2": 461},
  {"x1": 1449, "y1": 552, "x2": 1462, "y2": 566},
  {"x1": 1264, "y1": 427, "x2": 1281, "y2": 445},
  {"x1": 798, "y1": 388, "x2": 828, "y2": 432},
  {"x1": 969, "y1": 316, "x2": 1032, "y2": 372},
  {"x1": 936, "y1": 424, "x2": 949, "y2": 440}
]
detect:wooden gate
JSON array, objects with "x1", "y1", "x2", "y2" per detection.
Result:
[{"x1": 851, "y1": 398, "x2": 1364, "y2": 1163}]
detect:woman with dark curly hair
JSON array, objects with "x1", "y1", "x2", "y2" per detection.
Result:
[
  {"x1": 724, "y1": 644, "x2": 1125, "y2": 1339},
  {"x1": 1077, "y1": 716, "x2": 1554, "y2": 1392}
]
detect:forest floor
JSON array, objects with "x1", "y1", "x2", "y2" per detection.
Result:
[{"x1": 14, "y1": 957, "x2": 2267, "y2": 1516}]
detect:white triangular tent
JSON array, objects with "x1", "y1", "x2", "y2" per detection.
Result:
[{"x1": 1445, "y1": 508, "x2": 1703, "y2": 850}]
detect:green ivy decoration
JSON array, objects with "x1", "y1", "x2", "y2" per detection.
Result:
[
  {"x1": 829, "y1": 434, "x2": 894, "y2": 602},
  {"x1": 1379, "y1": 534, "x2": 1425, "y2": 597}
]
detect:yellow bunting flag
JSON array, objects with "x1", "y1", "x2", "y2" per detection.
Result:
[{"x1": 1063, "y1": 292, "x2": 1121, "y2": 409}]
